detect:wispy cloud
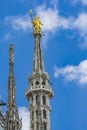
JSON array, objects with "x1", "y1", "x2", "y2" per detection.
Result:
[
  {"x1": 72, "y1": 0, "x2": 87, "y2": 5},
  {"x1": 50, "y1": 0, "x2": 58, "y2": 8},
  {"x1": 3, "y1": 4, "x2": 87, "y2": 49},
  {"x1": 54, "y1": 60, "x2": 87, "y2": 85},
  {"x1": 36, "y1": 5, "x2": 87, "y2": 49},
  {"x1": 36, "y1": 5, "x2": 72, "y2": 33},
  {"x1": 35, "y1": 4, "x2": 73, "y2": 48},
  {"x1": 4, "y1": 33, "x2": 11, "y2": 41},
  {"x1": 73, "y1": 13, "x2": 87, "y2": 49},
  {"x1": 4, "y1": 4, "x2": 72, "y2": 33},
  {"x1": 19, "y1": 107, "x2": 30, "y2": 130},
  {"x1": 5, "y1": 15, "x2": 31, "y2": 31}
]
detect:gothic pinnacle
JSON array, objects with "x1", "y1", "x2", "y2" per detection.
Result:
[
  {"x1": 8, "y1": 44, "x2": 16, "y2": 107},
  {"x1": 9, "y1": 44, "x2": 14, "y2": 63},
  {"x1": 29, "y1": 12, "x2": 45, "y2": 74},
  {"x1": 5, "y1": 44, "x2": 22, "y2": 130},
  {"x1": 26, "y1": 12, "x2": 54, "y2": 130}
]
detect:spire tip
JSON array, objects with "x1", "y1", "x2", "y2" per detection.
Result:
[{"x1": 9, "y1": 44, "x2": 14, "y2": 63}]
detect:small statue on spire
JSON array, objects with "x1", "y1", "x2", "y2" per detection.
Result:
[
  {"x1": 32, "y1": 16, "x2": 43, "y2": 35},
  {"x1": 29, "y1": 10, "x2": 43, "y2": 35}
]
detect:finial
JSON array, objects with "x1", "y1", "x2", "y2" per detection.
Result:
[
  {"x1": 9, "y1": 44, "x2": 14, "y2": 63},
  {"x1": 29, "y1": 9, "x2": 33, "y2": 15},
  {"x1": 29, "y1": 9, "x2": 33, "y2": 22}
]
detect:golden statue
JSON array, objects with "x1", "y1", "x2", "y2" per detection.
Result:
[{"x1": 32, "y1": 16, "x2": 43, "y2": 34}]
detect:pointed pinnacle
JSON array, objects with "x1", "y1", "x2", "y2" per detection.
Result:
[{"x1": 9, "y1": 44, "x2": 14, "y2": 63}]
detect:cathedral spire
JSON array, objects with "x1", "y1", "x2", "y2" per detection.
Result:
[
  {"x1": 33, "y1": 34, "x2": 45, "y2": 74},
  {"x1": 8, "y1": 44, "x2": 16, "y2": 107},
  {"x1": 31, "y1": 16, "x2": 45, "y2": 74},
  {"x1": 26, "y1": 12, "x2": 54, "y2": 130},
  {"x1": 4, "y1": 44, "x2": 22, "y2": 130}
]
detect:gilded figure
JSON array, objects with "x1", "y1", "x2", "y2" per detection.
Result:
[{"x1": 32, "y1": 16, "x2": 43, "y2": 34}]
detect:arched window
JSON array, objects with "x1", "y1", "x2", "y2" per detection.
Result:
[
  {"x1": 36, "y1": 95, "x2": 40, "y2": 105},
  {"x1": 43, "y1": 109, "x2": 46, "y2": 118},
  {"x1": 42, "y1": 95, "x2": 46, "y2": 105},
  {"x1": 35, "y1": 81, "x2": 39, "y2": 85},
  {"x1": 36, "y1": 110, "x2": 38, "y2": 118},
  {"x1": 42, "y1": 81, "x2": 45, "y2": 85},
  {"x1": 43, "y1": 122, "x2": 47, "y2": 130}
]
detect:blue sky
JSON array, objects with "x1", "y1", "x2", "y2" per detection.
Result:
[{"x1": 0, "y1": 0, "x2": 87, "y2": 130}]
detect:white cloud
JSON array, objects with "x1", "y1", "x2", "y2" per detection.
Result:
[
  {"x1": 19, "y1": 107, "x2": 30, "y2": 130},
  {"x1": 36, "y1": 5, "x2": 72, "y2": 33},
  {"x1": 54, "y1": 60, "x2": 87, "y2": 85},
  {"x1": 4, "y1": 5, "x2": 87, "y2": 49},
  {"x1": 36, "y1": 5, "x2": 87, "y2": 49},
  {"x1": 5, "y1": 16, "x2": 31, "y2": 31},
  {"x1": 4, "y1": 6, "x2": 71, "y2": 33},
  {"x1": 73, "y1": 13, "x2": 87, "y2": 49},
  {"x1": 74, "y1": 13, "x2": 87, "y2": 30}
]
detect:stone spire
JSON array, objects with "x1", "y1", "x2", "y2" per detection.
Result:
[
  {"x1": 26, "y1": 14, "x2": 54, "y2": 130},
  {"x1": 30, "y1": 15, "x2": 45, "y2": 75},
  {"x1": 33, "y1": 34, "x2": 45, "y2": 74},
  {"x1": 8, "y1": 44, "x2": 16, "y2": 107},
  {"x1": 4, "y1": 44, "x2": 22, "y2": 130}
]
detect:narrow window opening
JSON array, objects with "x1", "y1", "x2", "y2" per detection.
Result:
[
  {"x1": 43, "y1": 96, "x2": 46, "y2": 105},
  {"x1": 36, "y1": 110, "x2": 38, "y2": 118},
  {"x1": 43, "y1": 110, "x2": 46, "y2": 118},
  {"x1": 36, "y1": 95, "x2": 40, "y2": 105},
  {"x1": 43, "y1": 122, "x2": 47, "y2": 130},
  {"x1": 32, "y1": 111, "x2": 34, "y2": 120}
]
